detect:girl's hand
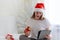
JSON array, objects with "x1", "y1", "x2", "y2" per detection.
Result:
[{"x1": 45, "y1": 35, "x2": 51, "y2": 40}]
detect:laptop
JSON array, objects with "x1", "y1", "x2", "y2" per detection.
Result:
[{"x1": 37, "y1": 30, "x2": 51, "y2": 39}]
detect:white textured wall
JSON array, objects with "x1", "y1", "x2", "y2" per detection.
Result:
[
  {"x1": 0, "y1": 0, "x2": 19, "y2": 16},
  {"x1": 0, "y1": 0, "x2": 19, "y2": 38},
  {"x1": 0, "y1": 0, "x2": 20, "y2": 40}
]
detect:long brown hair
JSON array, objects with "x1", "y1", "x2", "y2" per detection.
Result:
[{"x1": 31, "y1": 12, "x2": 45, "y2": 20}]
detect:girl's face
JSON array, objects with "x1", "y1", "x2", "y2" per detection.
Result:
[{"x1": 35, "y1": 12, "x2": 43, "y2": 19}]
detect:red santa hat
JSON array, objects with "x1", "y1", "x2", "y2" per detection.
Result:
[{"x1": 34, "y1": 3, "x2": 45, "y2": 12}]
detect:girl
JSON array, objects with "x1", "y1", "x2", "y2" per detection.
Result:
[{"x1": 25, "y1": 3, "x2": 51, "y2": 40}]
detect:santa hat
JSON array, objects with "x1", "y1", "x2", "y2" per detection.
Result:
[
  {"x1": 34, "y1": 3, "x2": 45, "y2": 12},
  {"x1": 24, "y1": 27, "x2": 31, "y2": 33}
]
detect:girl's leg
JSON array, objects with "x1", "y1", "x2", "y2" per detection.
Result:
[{"x1": 30, "y1": 38, "x2": 36, "y2": 40}]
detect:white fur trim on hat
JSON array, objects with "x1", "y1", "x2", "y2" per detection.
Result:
[{"x1": 34, "y1": 8, "x2": 45, "y2": 13}]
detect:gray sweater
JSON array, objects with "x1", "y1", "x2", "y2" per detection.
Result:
[{"x1": 19, "y1": 35, "x2": 30, "y2": 40}]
